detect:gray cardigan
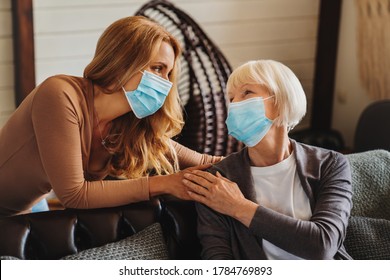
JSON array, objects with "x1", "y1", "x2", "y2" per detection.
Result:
[{"x1": 196, "y1": 140, "x2": 353, "y2": 259}]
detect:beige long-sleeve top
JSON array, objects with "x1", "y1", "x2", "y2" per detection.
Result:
[{"x1": 0, "y1": 75, "x2": 219, "y2": 217}]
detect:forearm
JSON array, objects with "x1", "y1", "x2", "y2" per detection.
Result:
[
  {"x1": 172, "y1": 140, "x2": 223, "y2": 168},
  {"x1": 249, "y1": 205, "x2": 344, "y2": 259},
  {"x1": 55, "y1": 177, "x2": 150, "y2": 209},
  {"x1": 148, "y1": 175, "x2": 169, "y2": 197}
]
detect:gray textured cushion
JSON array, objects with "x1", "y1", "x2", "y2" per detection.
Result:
[
  {"x1": 0, "y1": 256, "x2": 20, "y2": 260},
  {"x1": 345, "y1": 216, "x2": 390, "y2": 259},
  {"x1": 345, "y1": 150, "x2": 390, "y2": 259},
  {"x1": 62, "y1": 223, "x2": 169, "y2": 260},
  {"x1": 346, "y1": 149, "x2": 390, "y2": 219}
]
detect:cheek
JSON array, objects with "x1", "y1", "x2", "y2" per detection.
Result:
[
  {"x1": 265, "y1": 103, "x2": 279, "y2": 120},
  {"x1": 124, "y1": 74, "x2": 142, "y2": 91}
]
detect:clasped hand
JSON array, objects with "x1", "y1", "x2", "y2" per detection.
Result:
[
  {"x1": 154, "y1": 164, "x2": 212, "y2": 200},
  {"x1": 183, "y1": 170, "x2": 247, "y2": 218}
]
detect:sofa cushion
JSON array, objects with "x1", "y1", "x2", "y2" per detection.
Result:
[
  {"x1": 345, "y1": 216, "x2": 390, "y2": 259},
  {"x1": 346, "y1": 149, "x2": 390, "y2": 220},
  {"x1": 0, "y1": 255, "x2": 21, "y2": 260},
  {"x1": 61, "y1": 223, "x2": 168, "y2": 260}
]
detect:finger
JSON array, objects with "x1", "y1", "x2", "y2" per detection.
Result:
[
  {"x1": 187, "y1": 190, "x2": 208, "y2": 204},
  {"x1": 182, "y1": 178, "x2": 209, "y2": 196},
  {"x1": 184, "y1": 172, "x2": 214, "y2": 186},
  {"x1": 192, "y1": 170, "x2": 218, "y2": 183}
]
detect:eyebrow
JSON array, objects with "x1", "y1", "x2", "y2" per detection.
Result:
[
  {"x1": 153, "y1": 61, "x2": 167, "y2": 67},
  {"x1": 241, "y1": 83, "x2": 255, "y2": 89},
  {"x1": 151, "y1": 61, "x2": 171, "y2": 69}
]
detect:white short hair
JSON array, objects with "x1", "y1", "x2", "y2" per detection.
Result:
[{"x1": 226, "y1": 60, "x2": 307, "y2": 130}]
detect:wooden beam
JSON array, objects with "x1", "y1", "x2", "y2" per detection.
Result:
[
  {"x1": 12, "y1": 0, "x2": 36, "y2": 106},
  {"x1": 311, "y1": 0, "x2": 342, "y2": 130}
]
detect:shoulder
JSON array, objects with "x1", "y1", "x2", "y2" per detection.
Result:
[
  {"x1": 292, "y1": 139, "x2": 350, "y2": 181},
  {"x1": 211, "y1": 148, "x2": 248, "y2": 171},
  {"x1": 31, "y1": 75, "x2": 91, "y2": 121},
  {"x1": 208, "y1": 148, "x2": 252, "y2": 184},
  {"x1": 36, "y1": 75, "x2": 86, "y2": 96},
  {"x1": 293, "y1": 139, "x2": 348, "y2": 166},
  {"x1": 33, "y1": 75, "x2": 88, "y2": 107}
]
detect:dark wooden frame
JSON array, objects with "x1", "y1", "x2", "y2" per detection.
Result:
[
  {"x1": 11, "y1": 0, "x2": 35, "y2": 106},
  {"x1": 311, "y1": 0, "x2": 342, "y2": 130},
  {"x1": 11, "y1": 0, "x2": 342, "y2": 130}
]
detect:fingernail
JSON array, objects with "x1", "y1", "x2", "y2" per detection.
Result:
[{"x1": 183, "y1": 173, "x2": 190, "y2": 178}]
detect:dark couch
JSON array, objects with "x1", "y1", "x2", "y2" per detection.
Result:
[
  {"x1": 1, "y1": 150, "x2": 390, "y2": 260},
  {"x1": 0, "y1": 196, "x2": 200, "y2": 260}
]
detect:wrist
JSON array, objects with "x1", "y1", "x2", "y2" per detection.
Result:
[
  {"x1": 148, "y1": 175, "x2": 166, "y2": 197},
  {"x1": 233, "y1": 199, "x2": 258, "y2": 228}
]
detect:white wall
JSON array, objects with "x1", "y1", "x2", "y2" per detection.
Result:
[
  {"x1": 0, "y1": 0, "x2": 15, "y2": 127},
  {"x1": 1, "y1": 0, "x2": 320, "y2": 130},
  {"x1": 332, "y1": 0, "x2": 373, "y2": 149}
]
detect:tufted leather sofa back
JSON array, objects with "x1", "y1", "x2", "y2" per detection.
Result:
[{"x1": 0, "y1": 197, "x2": 201, "y2": 260}]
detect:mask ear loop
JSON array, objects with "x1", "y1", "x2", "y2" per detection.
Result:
[
  {"x1": 121, "y1": 71, "x2": 145, "y2": 92},
  {"x1": 263, "y1": 94, "x2": 280, "y2": 128},
  {"x1": 263, "y1": 95, "x2": 275, "y2": 101}
]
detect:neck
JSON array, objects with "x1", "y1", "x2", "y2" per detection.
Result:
[
  {"x1": 248, "y1": 125, "x2": 291, "y2": 167},
  {"x1": 93, "y1": 85, "x2": 130, "y2": 124}
]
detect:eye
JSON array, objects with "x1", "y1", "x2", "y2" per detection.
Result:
[
  {"x1": 151, "y1": 65, "x2": 163, "y2": 74},
  {"x1": 244, "y1": 90, "x2": 254, "y2": 95}
]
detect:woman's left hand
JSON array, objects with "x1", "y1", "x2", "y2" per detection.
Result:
[{"x1": 183, "y1": 170, "x2": 258, "y2": 226}]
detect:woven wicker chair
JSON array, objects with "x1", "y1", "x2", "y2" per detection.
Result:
[{"x1": 135, "y1": 0, "x2": 241, "y2": 156}]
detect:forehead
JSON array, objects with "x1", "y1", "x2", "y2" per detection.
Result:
[
  {"x1": 150, "y1": 41, "x2": 175, "y2": 69},
  {"x1": 228, "y1": 83, "x2": 264, "y2": 94}
]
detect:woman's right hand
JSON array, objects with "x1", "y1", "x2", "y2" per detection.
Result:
[
  {"x1": 148, "y1": 163, "x2": 212, "y2": 200},
  {"x1": 183, "y1": 170, "x2": 258, "y2": 227}
]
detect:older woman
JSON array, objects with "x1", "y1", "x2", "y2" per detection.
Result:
[
  {"x1": 183, "y1": 60, "x2": 353, "y2": 260},
  {"x1": 0, "y1": 16, "x2": 220, "y2": 217}
]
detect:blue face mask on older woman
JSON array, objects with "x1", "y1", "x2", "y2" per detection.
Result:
[
  {"x1": 225, "y1": 96, "x2": 274, "y2": 147},
  {"x1": 123, "y1": 71, "x2": 173, "y2": 119}
]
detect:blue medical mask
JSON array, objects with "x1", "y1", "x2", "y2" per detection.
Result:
[
  {"x1": 225, "y1": 96, "x2": 274, "y2": 147},
  {"x1": 123, "y1": 70, "x2": 173, "y2": 119}
]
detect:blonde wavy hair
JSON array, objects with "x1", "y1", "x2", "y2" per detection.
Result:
[{"x1": 84, "y1": 16, "x2": 183, "y2": 178}]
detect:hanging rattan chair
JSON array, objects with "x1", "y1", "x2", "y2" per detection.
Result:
[{"x1": 135, "y1": 0, "x2": 241, "y2": 156}]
